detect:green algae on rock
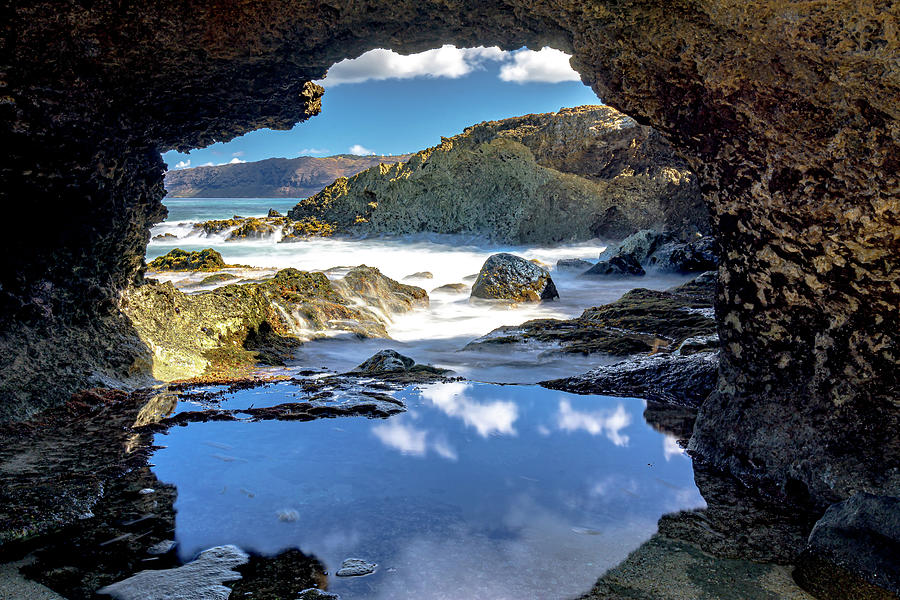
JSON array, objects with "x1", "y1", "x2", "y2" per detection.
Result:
[
  {"x1": 120, "y1": 267, "x2": 427, "y2": 381},
  {"x1": 146, "y1": 248, "x2": 231, "y2": 272},
  {"x1": 470, "y1": 253, "x2": 559, "y2": 302},
  {"x1": 289, "y1": 106, "x2": 707, "y2": 244}
]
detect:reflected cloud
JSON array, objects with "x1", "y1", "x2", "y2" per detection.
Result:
[
  {"x1": 663, "y1": 434, "x2": 686, "y2": 461},
  {"x1": 421, "y1": 382, "x2": 518, "y2": 437},
  {"x1": 372, "y1": 420, "x2": 427, "y2": 455},
  {"x1": 556, "y1": 399, "x2": 631, "y2": 446},
  {"x1": 371, "y1": 419, "x2": 458, "y2": 461}
]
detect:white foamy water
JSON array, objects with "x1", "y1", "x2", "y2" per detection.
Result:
[{"x1": 149, "y1": 199, "x2": 696, "y2": 382}]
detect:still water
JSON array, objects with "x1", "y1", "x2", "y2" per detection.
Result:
[{"x1": 151, "y1": 381, "x2": 704, "y2": 599}]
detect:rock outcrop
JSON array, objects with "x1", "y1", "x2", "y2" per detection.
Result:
[
  {"x1": 470, "y1": 253, "x2": 559, "y2": 302},
  {"x1": 583, "y1": 229, "x2": 718, "y2": 276},
  {"x1": 289, "y1": 106, "x2": 706, "y2": 243},
  {"x1": 147, "y1": 248, "x2": 232, "y2": 271},
  {"x1": 164, "y1": 154, "x2": 411, "y2": 198},
  {"x1": 3, "y1": 0, "x2": 898, "y2": 529},
  {"x1": 121, "y1": 267, "x2": 427, "y2": 380}
]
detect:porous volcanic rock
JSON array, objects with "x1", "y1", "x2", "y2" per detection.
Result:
[
  {"x1": 289, "y1": 106, "x2": 706, "y2": 243},
  {"x1": 470, "y1": 253, "x2": 559, "y2": 302},
  {"x1": 147, "y1": 248, "x2": 231, "y2": 271},
  {"x1": 3, "y1": 0, "x2": 897, "y2": 518}
]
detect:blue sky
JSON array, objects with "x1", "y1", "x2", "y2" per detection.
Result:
[{"x1": 162, "y1": 46, "x2": 601, "y2": 169}]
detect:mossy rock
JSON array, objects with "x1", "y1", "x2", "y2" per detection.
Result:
[
  {"x1": 147, "y1": 248, "x2": 230, "y2": 272},
  {"x1": 200, "y1": 273, "x2": 237, "y2": 285}
]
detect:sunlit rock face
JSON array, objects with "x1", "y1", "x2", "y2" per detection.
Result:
[{"x1": 3, "y1": 1, "x2": 898, "y2": 506}]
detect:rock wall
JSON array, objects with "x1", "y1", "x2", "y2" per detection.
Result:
[
  {"x1": 289, "y1": 106, "x2": 707, "y2": 243},
  {"x1": 3, "y1": 1, "x2": 898, "y2": 507}
]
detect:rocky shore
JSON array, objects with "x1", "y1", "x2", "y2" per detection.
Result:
[{"x1": 288, "y1": 106, "x2": 709, "y2": 244}]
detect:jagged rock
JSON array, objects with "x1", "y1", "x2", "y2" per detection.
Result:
[
  {"x1": 120, "y1": 268, "x2": 427, "y2": 380},
  {"x1": 226, "y1": 217, "x2": 276, "y2": 240},
  {"x1": 542, "y1": 350, "x2": 718, "y2": 407},
  {"x1": 583, "y1": 254, "x2": 646, "y2": 277},
  {"x1": 152, "y1": 232, "x2": 177, "y2": 240},
  {"x1": 298, "y1": 590, "x2": 340, "y2": 600},
  {"x1": 199, "y1": 273, "x2": 237, "y2": 285},
  {"x1": 97, "y1": 545, "x2": 248, "y2": 600},
  {"x1": 599, "y1": 229, "x2": 672, "y2": 263},
  {"x1": 335, "y1": 558, "x2": 376, "y2": 577},
  {"x1": 794, "y1": 494, "x2": 900, "y2": 599},
  {"x1": 470, "y1": 253, "x2": 559, "y2": 302},
  {"x1": 147, "y1": 248, "x2": 230, "y2": 272},
  {"x1": 267, "y1": 208, "x2": 282, "y2": 217},
  {"x1": 289, "y1": 106, "x2": 706, "y2": 244},
  {"x1": 353, "y1": 349, "x2": 415, "y2": 373},
  {"x1": 431, "y1": 283, "x2": 469, "y2": 294},
  {"x1": 648, "y1": 235, "x2": 718, "y2": 273},
  {"x1": 556, "y1": 258, "x2": 593, "y2": 271}
]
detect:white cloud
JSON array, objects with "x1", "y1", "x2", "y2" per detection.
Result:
[
  {"x1": 349, "y1": 144, "x2": 376, "y2": 156},
  {"x1": 320, "y1": 45, "x2": 579, "y2": 87},
  {"x1": 200, "y1": 162, "x2": 215, "y2": 167},
  {"x1": 299, "y1": 148, "x2": 330, "y2": 156},
  {"x1": 174, "y1": 160, "x2": 190, "y2": 169},
  {"x1": 231, "y1": 151, "x2": 244, "y2": 157},
  {"x1": 499, "y1": 47, "x2": 581, "y2": 83},
  {"x1": 556, "y1": 399, "x2": 632, "y2": 446},
  {"x1": 322, "y1": 45, "x2": 506, "y2": 86},
  {"x1": 228, "y1": 157, "x2": 246, "y2": 164}
]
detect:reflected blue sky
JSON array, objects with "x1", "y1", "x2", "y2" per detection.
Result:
[{"x1": 151, "y1": 382, "x2": 704, "y2": 599}]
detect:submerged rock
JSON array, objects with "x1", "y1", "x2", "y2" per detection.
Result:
[
  {"x1": 467, "y1": 273, "x2": 716, "y2": 357},
  {"x1": 98, "y1": 544, "x2": 248, "y2": 600},
  {"x1": 335, "y1": 558, "x2": 377, "y2": 577},
  {"x1": 353, "y1": 349, "x2": 415, "y2": 373},
  {"x1": 431, "y1": 283, "x2": 469, "y2": 294},
  {"x1": 152, "y1": 232, "x2": 177, "y2": 241},
  {"x1": 795, "y1": 493, "x2": 900, "y2": 598},
  {"x1": 147, "y1": 248, "x2": 231, "y2": 272},
  {"x1": 199, "y1": 273, "x2": 237, "y2": 285},
  {"x1": 298, "y1": 589, "x2": 340, "y2": 600},
  {"x1": 267, "y1": 208, "x2": 283, "y2": 217},
  {"x1": 583, "y1": 253, "x2": 646, "y2": 277},
  {"x1": 556, "y1": 258, "x2": 593, "y2": 271},
  {"x1": 471, "y1": 253, "x2": 559, "y2": 302},
  {"x1": 403, "y1": 271, "x2": 433, "y2": 280}
]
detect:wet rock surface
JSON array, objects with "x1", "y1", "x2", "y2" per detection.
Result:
[
  {"x1": 794, "y1": 493, "x2": 900, "y2": 599},
  {"x1": 542, "y1": 350, "x2": 718, "y2": 408},
  {"x1": 335, "y1": 557, "x2": 377, "y2": 577},
  {"x1": 470, "y1": 253, "x2": 559, "y2": 302},
  {"x1": 120, "y1": 266, "x2": 427, "y2": 381},
  {"x1": 147, "y1": 248, "x2": 234, "y2": 272},
  {"x1": 584, "y1": 229, "x2": 717, "y2": 277},
  {"x1": 468, "y1": 273, "x2": 716, "y2": 357},
  {"x1": 192, "y1": 214, "x2": 337, "y2": 242}
]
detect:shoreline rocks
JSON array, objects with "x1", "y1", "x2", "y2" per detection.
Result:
[
  {"x1": 288, "y1": 106, "x2": 708, "y2": 244},
  {"x1": 583, "y1": 230, "x2": 718, "y2": 277},
  {"x1": 121, "y1": 266, "x2": 428, "y2": 381},
  {"x1": 147, "y1": 248, "x2": 233, "y2": 272},
  {"x1": 471, "y1": 253, "x2": 559, "y2": 302}
]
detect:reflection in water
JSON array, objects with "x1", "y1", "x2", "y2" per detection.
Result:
[
  {"x1": 148, "y1": 382, "x2": 705, "y2": 599},
  {"x1": 556, "y1": 399, "x2": 632, "y2": 446}
]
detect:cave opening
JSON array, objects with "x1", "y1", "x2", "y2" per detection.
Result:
[{"x1": 2, "y1": 4, "x2": 897, "y2": 599}]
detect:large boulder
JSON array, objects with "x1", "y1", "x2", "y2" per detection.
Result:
[
  {"x1": 583, "y1": 229, "x2": 670, "y2": 277},
  {"x1": 146, "y1": 248, "x2": 230, "y2": 272},
  {"x1": 470, "y1": 253, "x2": 559, "y2": 302},
  {"x1": 583, "y1": 254, "x2": 646, "y2": 277}
]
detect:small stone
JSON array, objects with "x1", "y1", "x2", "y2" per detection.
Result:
[
  {"x1": 431, "y1": 283, "x2": 468, "y2": 294},
  {"x1": 147, "y1": 540, "x2": 177, "y2": 555},
  {"x1": 335, "y1": 558, "x2": 376, "y2": 577},
  {"x1": 352, "y1": 349, "x2": 415, "y2": 374},
  {"x1": 403, "y1": 271, "x2": 433, "y2": 280},
  {"x1": 556, "y1": 258, "x2": 593, "y2": 271},
  {"x1": 277, "y1": 509, "x2": 299, "y2": 522},
  {"x1": 297, "y1": 589, "x2": 341, "y2": 599}
]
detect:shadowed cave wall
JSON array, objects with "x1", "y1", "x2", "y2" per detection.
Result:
[{"x1": 2, "y1": 0, "x2": 898, "y2": 508}]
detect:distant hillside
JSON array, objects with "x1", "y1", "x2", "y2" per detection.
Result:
[
  {"x1": 164, "y1": 154, "x2": 412, "y2": 198},
  {"x1": 289, "y1": 106, "x2": 709, "y2": 244}
]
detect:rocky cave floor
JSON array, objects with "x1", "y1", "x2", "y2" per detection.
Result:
[{"x1": 1, "y1": 266, "x2": 886, "y2": 600}]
